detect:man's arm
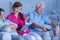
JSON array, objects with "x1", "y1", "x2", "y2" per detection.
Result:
[
  {"x1": 49, "y1": 21, "x2": 57, "y2": 28},
  {"x1": 31, "y1": 22, "x2": 48, "y2": 31},
  {"x1": 49, "y1": 21, "x2": 59, "y2": 36}
]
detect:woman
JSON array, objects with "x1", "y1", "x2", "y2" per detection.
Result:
[{"x1": 7, "y1": 2, "x2": 42, "y2": 40}]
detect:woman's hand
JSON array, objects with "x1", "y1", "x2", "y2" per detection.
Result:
[{"x1": 17, "y1": 30, "x2": 24, "y2": 35}]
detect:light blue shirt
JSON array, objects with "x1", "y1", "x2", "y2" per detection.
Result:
[
  {"x1": 27, "y1": 11, "x2": 51, "y2": 31},
  {"x1": 0, "y1": 19, "x2": 18, "y2": 35}
]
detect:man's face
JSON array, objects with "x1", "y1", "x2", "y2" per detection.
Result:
[
  {"x1": 0, "y1": 11, "x2": 5, "y2": 19},
  {"x1": 36, "y1": 4, "x2": 44, "y2": 14}
]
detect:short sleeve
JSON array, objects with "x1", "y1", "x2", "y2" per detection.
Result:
[{"x1": 7, "y1": 13, "x2": 13, "y2": 22}]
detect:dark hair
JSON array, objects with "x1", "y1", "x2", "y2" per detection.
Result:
[
  {"x1": 0, "y1": 8, "x2": 5, "y2": 16},
  {"x1": 12, "y1": 2, "x2": 22, "y2": 9},
  {"x1": 19, "y1": 13, "x2": 25, "y2": 24}
]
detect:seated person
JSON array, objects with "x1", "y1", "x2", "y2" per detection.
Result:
[
  {"x1": 0, "y1": 8, "x2": 18, "y2": 36},
  {"x1": 27, "y1": 2, "x2": 59, "y2": 40}
]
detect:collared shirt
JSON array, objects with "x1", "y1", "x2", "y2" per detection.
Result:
[
  {"x1": 27, "y1": 11, "x2": 51, "y2": 31},
  {"x1": 0, "y1": 19, "x2": 18, "y2": 32}
]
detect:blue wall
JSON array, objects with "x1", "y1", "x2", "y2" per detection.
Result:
[
  {"x1": 0, "y1": 0, "x2": 57, "y2": 15},
  {"x1": 10, "y1": 0, "x2": 57, "y2": 14},
  {"x1": 0, "y1": 0, "x2": 11, "y2": 15},
  {"x1": 0, "y1": 0, "x2": 60, "y2": 25}
]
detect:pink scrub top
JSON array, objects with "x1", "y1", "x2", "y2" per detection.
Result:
[{"x1": 7, "y1": 13, "x2": 30, "y2": 35}]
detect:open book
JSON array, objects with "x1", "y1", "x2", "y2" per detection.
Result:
[{"x1": 21, "y1": 23, "x2": 32, "y2": 31}]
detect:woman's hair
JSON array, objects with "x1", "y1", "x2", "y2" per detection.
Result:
[
  {"x1": 0, "y1": 8, "x2": 5, "y2": 16},
  {"x1": 19, "y1": 13, "x2": 25, "y2": 24},
  {"x1": 12, "y1": 2, "x2": 22, "y2": 9}
]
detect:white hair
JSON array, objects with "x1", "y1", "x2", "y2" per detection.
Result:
[{"x1": 36, "y1": 2, "x2": 45, "y2": 8}]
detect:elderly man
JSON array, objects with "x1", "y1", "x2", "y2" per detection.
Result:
[{"x1": 27, "y1": 2, "x2": 59, "y2": 40}]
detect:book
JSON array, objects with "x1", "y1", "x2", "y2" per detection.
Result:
[{"x1": 21, "y1": 23, "x2": 32, "y2": 31}]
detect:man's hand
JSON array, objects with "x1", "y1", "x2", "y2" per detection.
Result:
[
  {"x1": 9, "y1": 24, "x2": 16, "y2": 32},
  {"x1": 9, "y1": 24, "x2": 16, "y2": 29},
  {"x1": 49, "y1": 21, "x2": 59, "y2": 36},
  {"x1": 41, "y1": 27, "x2": 48, "y2": 32},
  {"x1": 53, "y1": 27, "x2": 59, "y2": 36}
]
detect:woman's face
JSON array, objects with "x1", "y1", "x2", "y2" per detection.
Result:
[
  {"x1": 13, "y1": 7, "x2": 22, "y2": 14},
  {"x1": 0, "y1": 11, "x2": 5, "y2": 20}
]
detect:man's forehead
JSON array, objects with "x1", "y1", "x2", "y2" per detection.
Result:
[
  {"x1": 36, "y1": 2, "x2": 45, "y2": 8},
  {"x1": 39, "y1": 4, "x2": 44, "y2": 8}
]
